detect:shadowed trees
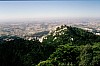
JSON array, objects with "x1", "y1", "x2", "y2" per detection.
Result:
[{"x1": 0, "y1": 25, "x2": 100, "y2": 66}]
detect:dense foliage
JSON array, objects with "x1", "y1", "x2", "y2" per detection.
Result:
[
  {"x1": 0, "y1": 25, "x2": 100, "y2": 66},
  {"x1": 0, "y1": 36, "x2": 44, "y2": 66}
]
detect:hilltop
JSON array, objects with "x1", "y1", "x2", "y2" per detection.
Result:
[{"x1": 0, "y1": 25, "x2": 100, "y2": 66}]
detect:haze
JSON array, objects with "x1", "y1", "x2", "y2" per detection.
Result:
[{"x1": 0, "y1": 1, "x2": 100, "y2": 22}]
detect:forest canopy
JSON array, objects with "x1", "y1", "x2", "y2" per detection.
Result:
[{"x1": 0, "y1": 25, "x2": 100, "y2": 66}]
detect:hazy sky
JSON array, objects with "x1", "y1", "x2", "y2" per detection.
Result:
[{"x1": 0, "y1": 1, "x2": 100, "y2": 21}]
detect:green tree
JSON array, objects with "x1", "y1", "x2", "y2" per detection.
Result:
[{"x1": 79, "y1": 44, "x2": 93, "y2": 66}]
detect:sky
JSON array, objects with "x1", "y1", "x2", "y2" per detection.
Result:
[{"x1": 0, "y1": 1, "x2": 100, "y2": 21}]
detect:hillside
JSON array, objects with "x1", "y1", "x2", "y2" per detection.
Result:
[{"x1": 0, "y1": 25, "x2": 100, "y2": 66}]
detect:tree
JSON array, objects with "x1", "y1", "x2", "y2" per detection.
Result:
[
  {"x1": 79, "y1": 44, "x2": 93, "y2": 66},
  {"x1": 37, "y1": 44, "x2": 80, "y2": 66}
]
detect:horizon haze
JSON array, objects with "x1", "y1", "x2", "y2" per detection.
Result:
[{"x1": 0, "y1": 1, "x2": 100, "y2": 22}]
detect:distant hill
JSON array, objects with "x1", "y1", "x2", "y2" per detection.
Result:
[{"x1": 32, "y1": 31, "x2": 49, "y2": 38}]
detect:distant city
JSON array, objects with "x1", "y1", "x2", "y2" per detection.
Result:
[{"x1": 0, "y1": 18, "x2": 100, "y2": 40}]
